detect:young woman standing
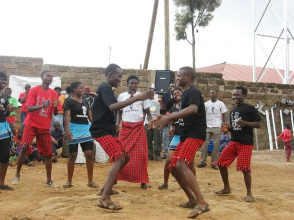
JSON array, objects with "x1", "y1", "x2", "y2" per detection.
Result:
[{"x1": 64, "y1": 82, "x2": 98, "y2": 188}]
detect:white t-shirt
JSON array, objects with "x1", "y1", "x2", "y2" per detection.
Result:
[
  {"x1": 144, "y1": 98, "x2": 161, "y2": 125},
  {"x1": 118, "y1": 91, "x2": 151, "y2": 123},
  {"x1": 205, "y1": 100, "x2": 228, "y2": 128}
]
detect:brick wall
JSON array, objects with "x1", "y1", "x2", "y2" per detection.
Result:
[{"x1": 1, "y1": 55, "x2": 293, "y2": 150}]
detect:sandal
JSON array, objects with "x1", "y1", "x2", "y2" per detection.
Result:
[
  {"x1": 179, "y1": 201, "x2": 197, "y2": 209},
  {"x1": 245, "y1": 195, "x2": 254, "y2": 202},
  {"x1": 0, "y1": 185, "x2": 14, "y2": 190},
  {"x1": 97, "y1": 199, "x2": 122, "y2": 210},
  {"x1": 188, "y1": 203, "x2": 210, "y2": 218},
  {"x1": 63, "y1": 182, "x2": 73, "y2": 188},
  {"x1": 158, "y1": 184, "x2": 168, "y2": 190},
  {"x1": 87, "y1": 182, "x2": 99, "y2": 188}
]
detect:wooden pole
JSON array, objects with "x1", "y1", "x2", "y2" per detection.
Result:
[
  {"x1": 143, "y1": 0, "x2": 159, "y2": 70},
  {"x1": 164, "y1": 0, "x2": 170, "y2": 70}
]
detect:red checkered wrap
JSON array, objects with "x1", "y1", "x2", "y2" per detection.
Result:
[
  {"x1": 217, "y1": 141, "x2": 254, "y2": 173},
  {"x1": 117, "y1": 120, "x2": 149, "y2": 183},
  {"x1": 6, "y1": 116, "x2": 15, "y2": 124},
  {"x1": 21, "y1": 125, "x2": 53, "y2": 157},
  {"x1": 94, "y1": 135, "x2": 127, "y2": 163},
  {"x1": 168, "y1": 138, "x2": 204, "y2": 169}
]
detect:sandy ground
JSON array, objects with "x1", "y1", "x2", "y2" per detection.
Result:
[{"x1": 1, "y1": 150, "x2": 294, "y2": 220}]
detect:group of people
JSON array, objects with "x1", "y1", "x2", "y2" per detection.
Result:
[{"x1": 0, "y1": 64, "x2": 292, "y2": 219}]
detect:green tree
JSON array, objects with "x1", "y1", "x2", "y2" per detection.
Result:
[{"x1": 174, "y1": 0, "x2": 222, "y2": 68}]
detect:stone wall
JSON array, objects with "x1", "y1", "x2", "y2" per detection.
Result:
[{"x1": 1, "y1": 55, "x2": 293, "y2": 150}]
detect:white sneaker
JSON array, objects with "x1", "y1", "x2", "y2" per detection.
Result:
[
  {"x1": 12, "y1": 177, "x2": 20, "y2": 185},
  {"x1": 45, "y1": 181, "x2": 59, "y2": 188}
]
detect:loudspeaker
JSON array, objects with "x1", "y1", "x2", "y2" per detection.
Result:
[{"x1": 155, "y1": 70, "x2": 175, "y2": 94}]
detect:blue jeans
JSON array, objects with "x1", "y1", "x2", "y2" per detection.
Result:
[
  {"x1": 162, "y1": 125, "x2": 170, "y2": 157},
  {"x1": 20, "y1": 112, "x2": 27, "y2": 129}
]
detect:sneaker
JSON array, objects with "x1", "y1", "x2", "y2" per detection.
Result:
[
  {"x1": 45, "y1": 181, "x2": 59, "y2": 188},
  {"x1": 197, "y1": 162, "x2": 206, "y2": 168},
  {"x1": 155, "y1": 156, "x2": 162, "y2": 162},
  {"x1": 12, "y1": 177, "x2": 20, "y2": 185},
  {"x1": 211, "y1": 165, "x2": 219, "y2": 170}
]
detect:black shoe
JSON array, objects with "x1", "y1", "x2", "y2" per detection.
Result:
[
  {"x1": 148, "y1": 157, "x2": 154, "y2": 161},
  {"x1": 162, "y1": 156, "x2": 167, "y2": 159},
  {"x1": 141, "y1": 183, "x2": 150, "y2": 189},
  {"x1": 197, "y1": 162, "x2": 206, "y2": 168},
  {"x1": 155, "y1": 156, "x2": 162, "y2": 162},
  {"x1": 211, "y1": 165, "x2": 219, "y2": 170},
  {"x1": 158, "y1": 184, "x2": 168, "y2": 190}
]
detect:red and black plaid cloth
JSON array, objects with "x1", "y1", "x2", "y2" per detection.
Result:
[
  {"x1": 117, "y1": 120, "x2": 149, "y2": 183},
  {"x1": 169, "y1": 138, "x2": 204, "y2": 169},
  {"x1": 21, "y1": 125, "x2": 52, "y2": 157},
  {"x1": 94, "y1": 135, "x2": 127, "y2": 163},
  {"x1": 217, "y1": 141, "x2": 254, "y2": 173}
]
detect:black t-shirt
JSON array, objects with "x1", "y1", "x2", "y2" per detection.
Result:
[
  {"x1": 170, "y1": 105, "x2": 180, "y2": 135},
  {"x1": 166, "y1": 98, "x2": 176, "y2": 112},
  {"x1": 230, "y1": 103, "x2": 261, "y2": 145},
  {"x1": 64, "y1": 99, "x2": 90, "y2": 124},
  {"x1": 0, "y1": 95, "x2": 9, "y2": 122},
  {"x1": 179, "y1": 86, "x2": 206, "y2": 141},
  {"x1": 90, "y1": 82, "x2": 117, "y2": 138}
]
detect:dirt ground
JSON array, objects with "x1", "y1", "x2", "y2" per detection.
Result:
[{"x1": 1, "y1": 150, "x2": 294, "y2": 220}]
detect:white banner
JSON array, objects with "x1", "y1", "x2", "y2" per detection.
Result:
[{"x1": 8, "y1": 75, "x2": 61, "y2": 106}]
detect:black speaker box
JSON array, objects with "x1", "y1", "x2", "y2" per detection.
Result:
[{"x1": 155, "y1": 70, "x2": 175, "y2": 94}]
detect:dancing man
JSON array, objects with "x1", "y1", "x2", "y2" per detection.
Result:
[
  {"x1": 215, "y1": 86, "x2": 261, "y2": 202},
  {"x1": 153, "y1": 66, "x2": 210, "y2": 218},
  {"x1": 13, "y1": 71, "x2": 60, "y2": 187},
  {"x1": 90, "y1": 64, "x2": 153, "y2": 210}
]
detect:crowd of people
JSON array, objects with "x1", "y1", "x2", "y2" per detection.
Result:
[{"x1": 0, "y1": 65, "x2": 292, "y2": 218}]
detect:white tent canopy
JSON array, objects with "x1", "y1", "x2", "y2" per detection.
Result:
[{"x1": 8, "y1": 75, "x2": 62, "y2": 106}]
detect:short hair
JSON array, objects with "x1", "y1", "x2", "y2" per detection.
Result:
[
  {"x1": 284, "y1": 122, "x2": 291, "y2": 129},
  {"x1": 234, "y1": 86, "x2": 247, "y2": 95},
  {"x1": 210, "y1": 89, "x2": 217, "y2": 93},
  {"x1": 0, "y1": 71, "x2": 7, "y2": 79},
  {"x1": 105, "y1": 64, "x2": 122, "y2": 76},
  {"x1": 148, "y1": 87, "x2": 155, "y2": 91},
  {"x1": 4, "y1": 87, "x2": 12, "y2": 92},
  {"x1": 127, "y1": 75, "x2": 139, "y2": 84},
  {"x1": 70, "y1": 82, "x2": 82, "y2": 91},
  {"x1": 66, "y1": 86, "x2": 72, "y2": 94},
  {"x1": 171, "y1": 87, "x2": 182, "y2": 96},
  {"x1": 41, "y1": 70, "x2": 51, "y2": 77},
  {"x1": 179, "y1": 66, "x2": 196, "y2": 82},
  {"x1": 54, "y1": 87, "x2": 62, "y2": 91}
]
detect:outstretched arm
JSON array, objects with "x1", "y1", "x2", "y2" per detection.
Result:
[
  {"x1": 154, "y1": 104, "x2": 198, "y2": 129},
  {"x1": 109, "y1": 91, "x2": 153, "y2": 112}
]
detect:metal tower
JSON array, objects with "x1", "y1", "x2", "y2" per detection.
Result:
[{"x1": 253, "y1": 0, "x2": 294, "y2": 84}]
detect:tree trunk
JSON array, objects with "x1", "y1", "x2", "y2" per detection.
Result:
[{"x1": 191, "y1": 24, "x2": 196, "y2": 69}]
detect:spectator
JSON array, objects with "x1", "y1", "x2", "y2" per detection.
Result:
[
  {"x1": 145, "y1": 87, "x2": 162, "y2": 162},
  {"x1": 197, "y1": 89, "x2": 228, "y2": 170},
  {"x1": 83, "y1": 86, "x2": 94, "y2": 109},
  {"x1": 18, "y1": 84, "x2": 31, "y2": 128},
  {"x1": 5, "y1": 88, "x2": 18, "y2": 125},
  {"x1": 51, "y1": 87, "x2": 65, "y2": 132},
  {"x1": 161, "y1": 83, "x2": 175, "y2": 159},
  {"x1": 219, "y1": 124, "x2": 230, "y2": 153}
]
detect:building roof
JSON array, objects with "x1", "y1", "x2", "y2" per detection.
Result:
[{"x1": 196, "y1": 63, "x2": 294, "y2": 84}]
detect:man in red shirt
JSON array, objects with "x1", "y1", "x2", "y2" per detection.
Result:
[
  {"x1": 13, "y1": 71, "x2": 60, "y2": 187},
  {"x1": 18, "y1": 84, "x2": 31, "y2": 128}
]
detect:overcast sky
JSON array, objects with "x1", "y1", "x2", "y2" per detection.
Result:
[{"x1": 0, "y1": 0, "x2": 293, "y2": 71}]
